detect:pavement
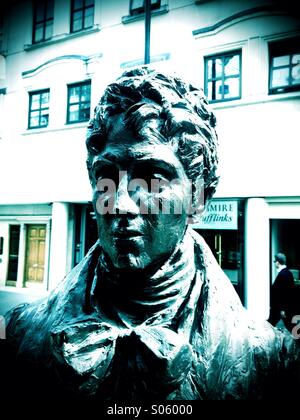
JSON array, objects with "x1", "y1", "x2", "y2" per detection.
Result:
[{"x1": 0, "y1": 287, "x2": 48, "y2": 316}]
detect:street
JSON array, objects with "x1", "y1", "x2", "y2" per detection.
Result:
[{"x1": 0, "y1": 288, "x2": 47, "y2": 316}]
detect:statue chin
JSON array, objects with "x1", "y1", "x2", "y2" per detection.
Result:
[{"x1": 113, "y1": 252, "x2": 151, "y2": 271}]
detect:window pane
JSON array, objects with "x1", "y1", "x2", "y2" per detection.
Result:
[
  {"x1": 40, "y1": 108, "x2": 49, "y2": 117},
  {"x1": 292, "y1": 54, "x2": 300, "y2": 65},
  {"x1": 85, "y1": 0, "x2": 94, "y2": 6},
  {"x1": 80, "y1": 103, "x2": 90, "y2": 120},
  {"x1": 74, "y1": 0, "x2": 84, "y2": 9},
  {"x1": 68, "y1": 83, "x2": 91, "y2": 123},
  {"x1": 271, "y1": 67, "x2": 290, "y2": 88},
  {"x1": 40, "y1": 112, "x2": 49, "y2": 126},
  {"x1": 205, "y1": 51, "x2": 241, "y2": 102},
  {"x1": 292, "y1": 64, "x2": 300, "y2": 85},
  {"x1": 273, "y1": 55, "x2": 289, "y2": 67},
  {"x1": 214, "y1": 58, "x2": 223, "y2": 78},
  {"x1": 72, "y1": 10, "x2": 83, "y2": 31},
  {"x1": 207, "y1": 80, "x2": 224, "y2": 101},
  {"x1": 45, "y1": 21, "x2": 53, "y2": 39},
  {"x1": 224, "y1": 55, "x2": 240, "y2": 76},
  {"x1": 80, "y1": 83, "x2": 91, "y2": 101},
  {"x1": 74, "y1": 10, "x2": 83, "y2": 20},
  {"x1": 291, "y1": 54, "x2": 300, "y2": 85},
  {"x1": 46, "y1": 0, "x2": 54, "y2": 18},
  {"x1": 69, "y1": 104, "x2": 79, "y2": 122},
  {"x1": 31, "y1": 95, "x2": 41, "y2": 110},
  {"x1": 41, "y1": 92, "x2": 49, "y2": 105},
  {"x1": 36, "y1": 3, "x2": 45, "y2": 21},
  {"x1": 131, "y1": 0, "x2": 144, "y2": 9},
  {"x1": 215, "y1": 80, "x2": 223, "y2": 100},
  {"x1": 29, "y1": 90, "x2": 49, "y2": 128},
  {"x1": 207, "y1": 60, "x2": 213, "y2": 79},
  {"x1": 84, "y1": 7, "x2": 94, "y2": 28},
  {"x1": 34, "y1": 23, "x2": 44, "y2": 42},
  {"x1": 224, "y1": 77, "x2": 240, "y2": 99},
  {"x1": 206, "y1": 58, "x2": 222, "y2": 79},
  {"x1": 207, "y1": 81, "x2": 213, "y2": 100},
  {"x1": 69, "y1": 87, "x2": 80, "y2": 103},
  {"x1": 30, "y1": 112, "x2": 40, "y2": 128},
  {"x1": 269, "y1": 38, "x2": 300, "y2": 94}
]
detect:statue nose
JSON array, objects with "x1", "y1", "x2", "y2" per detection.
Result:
[{"x1": 113, "y1": 172, "x2": 139, "y2": 215}]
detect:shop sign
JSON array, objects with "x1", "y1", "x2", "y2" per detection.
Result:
[{"x1": 192, "y1": 200, "x2": 238, "y2": 230}]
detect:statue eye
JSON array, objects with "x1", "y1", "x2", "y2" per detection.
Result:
[
  {"x1": 94, "y1": 164, "x2": 119, "y2": 184},
  {"x1": 134, "y1": 162, "x2": 174, "y2": 185}
]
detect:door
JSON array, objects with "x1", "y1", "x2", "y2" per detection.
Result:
[
  {"x1": 24, "y1": 224, "x2": 46, "y2": 287},
  {"x1": 0, "y1": 223, "x2": 9, "y2": 287},
  {"x1": 196, "y1": 229, "x2": 244, "y2": 302}
]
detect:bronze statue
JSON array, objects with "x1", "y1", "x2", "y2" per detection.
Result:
[{"x1": 2, "y1": 68, "x2": 300, "y2": 400}]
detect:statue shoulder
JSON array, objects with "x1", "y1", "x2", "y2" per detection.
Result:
[{"x1": 5, "y1": 299, "x2": 47, "y2": 349}]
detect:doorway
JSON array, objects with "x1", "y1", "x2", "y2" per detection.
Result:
[
  {"x1": 6, "y1": 225, "x2": 20, "y2": 286},
  {"x1": 270, "y1": 219, "x2": 300, "y2": 285},
  {"x1": 196, "y1": 229, "x2": 244, "y2": 303},
  {"x1": 24, "y1": 224, "x2": 46, "y2": 287}
]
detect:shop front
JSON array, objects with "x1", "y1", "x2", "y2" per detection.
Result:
[{"x1": 192, "y1": 199, "x2": 245, "y2": 304}]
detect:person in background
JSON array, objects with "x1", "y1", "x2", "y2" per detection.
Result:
[{"x1": 268, "y1": 252, "x2": 295, "y2": 332}]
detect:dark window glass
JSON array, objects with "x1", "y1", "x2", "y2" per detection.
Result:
[
  {"x1": 269, "y1": 38, "x2": 300, "y2": 94},
  {"x1": 7, "y1": 225, "x2": 20, "y2": 282},
  {"x1": 32, "y1": 0, "x2": 54, "y2": 43},
  {"x1": 67, "y1": 81, "x2": 91, "y2": 123},
  {"x1": 129, "y1": 0, "x2": 161, "y2": 15},
  {"x1": 204, "y1": 51, "x2": 242, "y2": 103},
  {"x1": 28, "y1": 89, "x2": 50, "y2": 129},
  {"x1": 70, "y1": 0, "x2": 94, "y2": 33}
]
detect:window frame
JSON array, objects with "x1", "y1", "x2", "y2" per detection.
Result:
[
  {"x1": 268, "y1": 38, "x2": 300, "y2": 95},
  {"x1": 28, "y1": 89, "x2": 50, "y2": 129},
  {"x1": 129, "y1": 0, "x2": 161, "y2": 16},
  {"x1": 70, "y1": 0, "x2": 95, "y2": 33},
  {"x1": 204, "y1": 50, "x2": 242, "y2": 103},
  {"x1": 66, "y1": 80, "x2": 91, "y2": 124},
  {"x1": 32, "y1": 0, "x2": 54, "y2": 44}
]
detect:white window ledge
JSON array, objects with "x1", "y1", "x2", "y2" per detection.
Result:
[
  {"x1": 22, "y1": 122, "x2": 89, "y2": 136},
  {"x1": 24, "y1": 25, "x2": 100, "y2": 51},
  {"x1": 211, "y1": 91, "x2": 300, "y2": 110}
]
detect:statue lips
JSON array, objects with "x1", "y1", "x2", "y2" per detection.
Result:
[{"x1": 111, "y1": 228, "x2": 145, "y2": 242}]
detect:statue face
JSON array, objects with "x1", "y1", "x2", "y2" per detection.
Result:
[{"x1": 91, "y1": 115, "x2": 192, "y2": 271}]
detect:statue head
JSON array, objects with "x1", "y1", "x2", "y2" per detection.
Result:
[{"x1": 86, "y1": 67, "x2": 219, "y2": 272}]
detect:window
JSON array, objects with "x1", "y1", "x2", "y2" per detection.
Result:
[
  {"x1": 129, "y1": 0, "x2": 161, "y2": 15},
  {"x1": 32, "y1": 0, "x2": 54, "y2": 44},
  {"x1": 67, "y1": 81, "x2": 91, "y2": 124},
  {"x1": 71, "y1": 0, "x2": 94, "y2": 33},
  {"x1": 28, "y1": 89, "x2": 50, "y2": 129},
  {"x1": 269, "y1": 38, "x2": 300, "y2": 94},
  {"x1": 204, "y1": 51, "x2": 241, "y2": 102}
]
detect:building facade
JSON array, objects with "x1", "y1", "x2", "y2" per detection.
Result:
[{"x1": 0, "y1": 0, "x2": 299, "y2": 320}]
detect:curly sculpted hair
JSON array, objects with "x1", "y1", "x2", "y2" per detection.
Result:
[{"x1": 86, "y1": 67, "x2": 219, "y2": 206}]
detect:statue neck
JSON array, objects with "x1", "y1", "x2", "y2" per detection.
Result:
[{"x1": 91, "y1": 229, "x2": 196, "y2": 326}]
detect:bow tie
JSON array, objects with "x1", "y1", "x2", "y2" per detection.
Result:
[{"x1": 51, "y1": 319, "x2": 194, "y2": 399}]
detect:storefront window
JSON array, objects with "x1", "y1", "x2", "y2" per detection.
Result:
[{"x1": 193, "y1": 199, "x2": 245, "y2": 304}]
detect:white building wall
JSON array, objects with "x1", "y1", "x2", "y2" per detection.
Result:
[{"x1": 0, "y1": 0, "x2": 299, "y2": 204}]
